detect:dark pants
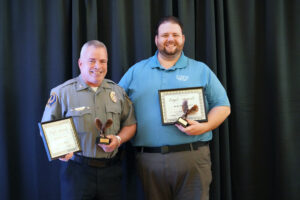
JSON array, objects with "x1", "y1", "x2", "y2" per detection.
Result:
[
  {"x1": 136, "y1": 145, "x2": 212, "y2": 200},
  {"x1": 60, "y1": 159, "x2": 122, "y2": 200}
]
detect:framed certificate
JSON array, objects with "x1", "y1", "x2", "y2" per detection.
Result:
[
  {"x1": 38, "y1": 117, "x2": 82, "y2": 161},
  {"x1": 159, "y1": 87, "x2": 207, "y2": 125}
]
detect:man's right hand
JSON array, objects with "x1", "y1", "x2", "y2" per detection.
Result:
[{"x1": 59, "y1": 152, "x2": 74, "y2": 162}]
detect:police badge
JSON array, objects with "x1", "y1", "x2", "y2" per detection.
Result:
[
  {"x1": 110, "y1": 91, "x2": 117, "y2": 103},
  {"x1": 95, "y1": 118, "x2": 113, "y2": 145}
]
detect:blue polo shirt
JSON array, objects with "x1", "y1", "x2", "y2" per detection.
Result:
[{"x1": 119, "y1": 51, "x2": 230, "y2": 147}]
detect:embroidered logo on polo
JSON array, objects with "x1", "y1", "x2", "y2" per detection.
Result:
[
  {"x1": 46, "y1": 93, "x2": 57, "y2": 107},
  {"x1": 176, "y1": 75, "x2": 189, "y2": 81}
]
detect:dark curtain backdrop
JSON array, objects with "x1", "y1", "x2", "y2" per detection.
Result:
[{"x1": 0, "y1": 0, "x2": 299, "y2": 200}]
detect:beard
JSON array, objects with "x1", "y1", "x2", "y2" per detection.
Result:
[
  {"x1": 163, "y1": 47, "x2": 180, "y2": 55},
  {"x1": 159, "y1": 41, "x2": 183, "y2": 56}
]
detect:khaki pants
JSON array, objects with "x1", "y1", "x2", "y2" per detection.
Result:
[{"x1": 136, "y1": 145, "x2": 212, "y2": 200}]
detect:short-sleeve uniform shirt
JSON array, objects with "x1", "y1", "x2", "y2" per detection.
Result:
[{"x1": 42, "y1": 75, "x2": 136, "y2": 158}]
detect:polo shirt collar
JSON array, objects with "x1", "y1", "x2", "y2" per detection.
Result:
[{"x1": 150, "y1": 51, "x2": 188, "y2": 70}]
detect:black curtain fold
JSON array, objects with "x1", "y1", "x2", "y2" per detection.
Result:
[{"x1": 0, "y1": 0, "x2": 299, "y2": 200}]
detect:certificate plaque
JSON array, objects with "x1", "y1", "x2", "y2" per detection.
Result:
[
  {"x1": 159, "y1": 87, "x2": 208, "y2": 125},
  {"x1": 38, "y1": 117, "x2": 82, "y2": 161}
]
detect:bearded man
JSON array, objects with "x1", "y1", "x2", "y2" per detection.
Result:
[{"x1": 119, "y1": 16, "x2": 230, "y2": 200}]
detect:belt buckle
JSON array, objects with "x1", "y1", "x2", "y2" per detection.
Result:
[
  {"x1": 161, "y1": 146, "x2": 169, "y2": 154},
  {"x1": 88, "y1": 159, "x2": 106, "y2": 168}
]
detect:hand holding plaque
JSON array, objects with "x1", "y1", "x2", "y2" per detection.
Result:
[
  {"x1": 38, "y1": 117, "x2": 82, "y2": 161},
  {"x1": 159, "y1": 87, "x2": 208, "y2": 125},
  {"x1": 95, "y1": 118, "x2": 113, "y2": 145},
  {"x1": 175, "y1": 100, "x2": 199, "y2": 128}
]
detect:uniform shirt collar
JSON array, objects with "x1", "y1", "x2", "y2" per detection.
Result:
[
  {"x1": 150, "y1": 51, "x2": 188, "y2": 70},
  {"x1": 76, "y1": 75, "x2": 111, "y2": 91}
]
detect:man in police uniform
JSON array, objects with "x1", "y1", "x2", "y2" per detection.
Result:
[{"x1": 41, "y1": 40, "x2": 136, "y2": 200}]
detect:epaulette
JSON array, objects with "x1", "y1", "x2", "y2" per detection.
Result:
[
  {"x1": 104, "y1": 79, "x2": 126, "y2": 95},
  {"x1": 52, "y1": 78, "x2": 77, "y2": 91},
  {"x1": 107, "y1": 79, "x2": 125, "y2": 92},
  {"x1": 105, "y1": 79, "x2": 117, "y2": 85},
  {"x1": 60, "y1": 78, "x2": 77, "y2": 88}
]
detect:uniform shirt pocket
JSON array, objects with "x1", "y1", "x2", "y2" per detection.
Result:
[
  {"x1": 105, "y1": 104, "x2": 122, "y2": 134},
  {"x1": 66, "y1": 107, "x2": 93, "y2": 134}
]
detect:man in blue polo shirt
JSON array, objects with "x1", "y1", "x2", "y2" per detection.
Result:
[{"x1": 119, "y1": 16, "x2": 230, "y2": 200}]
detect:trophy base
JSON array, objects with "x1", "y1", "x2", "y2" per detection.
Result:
[
  {"x1": 96, "y1": 136, "x2": 111, "y2": 145},
  {"x1": 175, "y1": 117, "x2": 189, "y2": 128}
]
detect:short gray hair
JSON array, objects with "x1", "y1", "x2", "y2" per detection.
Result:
[{"x1": 80, "y1": 40, "x2": 107, "y2": 58}]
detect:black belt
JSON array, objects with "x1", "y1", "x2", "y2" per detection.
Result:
[
  {"x1": 135, "y1": 141, "x2": 209, "y2": 154},
  {"x1": 72, "y1": 155, "x2": 120, "y2": 168}
]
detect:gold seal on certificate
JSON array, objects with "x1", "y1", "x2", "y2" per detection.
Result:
[
  {"x1": 95, "y1": 118, "x2": 113, "y2": 145},
  {"x1": 175, "y1": 100, "x2": 199, "y2": 127},
  {"x1": 158, "y1": 87, "x2": 208, "y2": 125},
  {"x1": 38, "y1": 117, "x2": 82, "y2": 161}
]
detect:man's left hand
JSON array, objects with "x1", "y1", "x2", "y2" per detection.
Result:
[
  {"x1": 175, "y1": 119, "x2": 209, "y2": 136},
  {"x1": 98, "y1": 135, "x2": 119, "y2": 152}
]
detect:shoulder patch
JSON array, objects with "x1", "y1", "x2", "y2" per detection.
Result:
[{"x1": 46, "y1": 92, "x2": 57, "y2": 107}]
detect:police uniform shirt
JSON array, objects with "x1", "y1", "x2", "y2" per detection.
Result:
[{"x1": 42, "y1": 75, "x2": 136, "y2": 158}]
